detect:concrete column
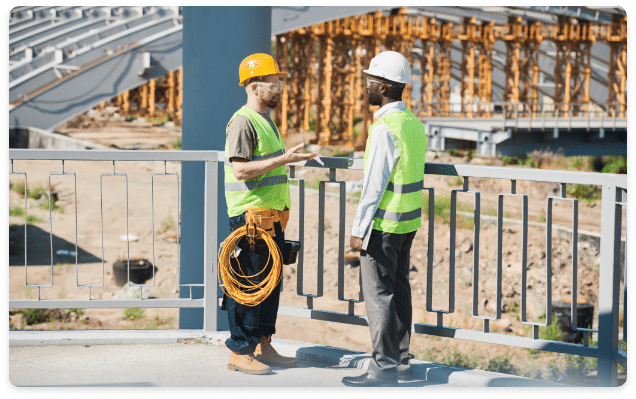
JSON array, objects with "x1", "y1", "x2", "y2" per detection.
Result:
[{"x1": 180, "y1": 6, "x2": 272, "y2": 329}]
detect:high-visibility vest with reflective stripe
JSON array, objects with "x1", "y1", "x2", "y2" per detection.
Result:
[
  {"x1": 224, "y1": 106, "x2": 291, "y2": 217},
  {"x1": 364, "y1": 108, "x2": 427, "y2": 234}
]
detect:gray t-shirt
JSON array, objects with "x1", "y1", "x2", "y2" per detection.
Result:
[{"x1": 226, "y1": 112, "x2": 280, "y2": 161}]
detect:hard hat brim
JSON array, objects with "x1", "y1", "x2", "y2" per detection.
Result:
[{"x1": 239, "y1": 71, "x2": 287, "y2": 86}]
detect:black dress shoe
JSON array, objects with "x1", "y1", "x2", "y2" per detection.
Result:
[
  {"x1": 342, "y1": 373, "x2": 397, "y2": 387},
  {"x1": 397, "y1": 366, "x2": 414, "y2": 380}
]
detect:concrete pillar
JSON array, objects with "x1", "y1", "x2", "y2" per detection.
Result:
[{"x1": 180, "y1": 6, "x2": 272, "y2": 329}]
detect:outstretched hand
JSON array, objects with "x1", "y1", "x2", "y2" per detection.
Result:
[{"x1": 283, "y1": 143, "x2": 319, "y2": 164}]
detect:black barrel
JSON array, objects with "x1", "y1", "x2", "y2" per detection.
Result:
[
  {"x1": 552, "y1": 299, "x2": 594, "y2": 344},
  {"x1": 113, "y1": 258, "x2": 157, "y2": 286}
]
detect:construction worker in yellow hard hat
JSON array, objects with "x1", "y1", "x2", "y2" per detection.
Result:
[
  {"x1": 343, "y1": 51, "x2": 428, "y2": 387},
  {"x1": 222, "y1": 53, "x2": 318, "y2": 375}
]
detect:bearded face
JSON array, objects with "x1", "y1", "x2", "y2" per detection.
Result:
[
  {"x1": 368, "y1": 88, "x2": 383, "y2": 106},
  {"x1": 264, "y1": 94, "x2": 280, "y2": 109}
]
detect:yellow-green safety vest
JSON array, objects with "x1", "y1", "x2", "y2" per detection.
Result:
[
  {"x1": 224, "y1": 106, "x2": 291, "y2": 217},
  {"x1": 364, "y1": 108, "x2": 428, "y2": 234}
]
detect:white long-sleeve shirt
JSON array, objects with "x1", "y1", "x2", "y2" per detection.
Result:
[{"x1": 351, "y1": 101, "x2": 406, "y2": 251}]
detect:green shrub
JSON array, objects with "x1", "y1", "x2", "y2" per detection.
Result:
[
  {"x1": 567, "y1": 184, "x2": 601, "y2": 203},
  {"x1": 485, "y1": 356, "x2": 519, "y2": 375},
  {"x1": 502, "y1": 156, "x2": 525, "y2": 166},
  {"x1": 601, "y1": 156, "x2": 626, "y2": 174},
  {"x1": 443, "y1": 347, "x2": 479, "y2": 369},
  {"x1": 447, "y1": 149, "x2": 464, "y2": 158},
  {"x1": 466, "y1": 149, "x2": 476, "y2": 161},
  {"x1": 546, "y1": 359, "x2": 561, "y2": 381},
  {"x1": 18, "y1": 309, "x2": 49, "y2": 325}
]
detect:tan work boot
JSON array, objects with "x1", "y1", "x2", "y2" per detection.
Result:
[
  {"x1": 254, "y1": 335, "x2": 297, "y2": 367},
  {"x1": 227, "y1": 351, "x2": 272, "y2": 375}
]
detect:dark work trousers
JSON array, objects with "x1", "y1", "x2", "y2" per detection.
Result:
[
  {"x1": 224, "y1": 213, "x2": 284, "y2": 354},
  {"x1": 360, "y1": 228, "x2": 417, "y2": 379}
]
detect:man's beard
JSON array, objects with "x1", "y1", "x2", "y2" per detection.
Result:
[
  {"x1": 265, "y1": 96, "x2": 280, "y2": 109},
  {"x1": 368, "y1": 91, "x2": 382, "y2": 106}
]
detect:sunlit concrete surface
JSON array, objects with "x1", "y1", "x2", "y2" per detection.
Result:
[{"x1": 9, "y1": 330, "x2": 565, "y2": 387}]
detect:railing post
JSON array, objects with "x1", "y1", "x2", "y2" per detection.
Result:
[
  {"x1": 597, "y1": 185, "x2": 622, "y2": 386},
  {"x1": 203, "y1": 160, "x2": 219, "y2": 332}
]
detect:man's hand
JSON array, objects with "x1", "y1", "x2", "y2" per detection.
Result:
[
  {"x1": 283, "y1": 143, "x2": 319, "y2": 164},
  {"x1": 350, "y1": 236, "x2": 363, "y2": 252},
  {"x1": 230, "y1": 143, "x2": 318, "y2": 181}
]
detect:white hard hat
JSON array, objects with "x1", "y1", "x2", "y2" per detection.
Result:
[{"x1": 363, "y1": 51, "x2": 411, "y2": 85}]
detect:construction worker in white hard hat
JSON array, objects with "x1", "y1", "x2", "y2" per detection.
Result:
[
  {"x1": 223, "y1": 53, "x2": 318, "y2": 375},
  {"x1": 343, "y1": 51, "x2": 428, "y2": 387}
]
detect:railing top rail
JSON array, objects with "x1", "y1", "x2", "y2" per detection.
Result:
[
  {"x1": 8, "y1": 149, "x2": 218, "y2": 162},
  {"x1": 9, "y1": 149, "x2": 627, "y2": 189}
]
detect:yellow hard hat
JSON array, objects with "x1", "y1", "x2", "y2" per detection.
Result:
[{"x1": 238, "y1": 53, "x2": 286, "y2": 86}]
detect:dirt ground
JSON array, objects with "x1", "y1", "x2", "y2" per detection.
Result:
[{"x1": 8, "y1": 108, "x2": 626, "y2": 384}]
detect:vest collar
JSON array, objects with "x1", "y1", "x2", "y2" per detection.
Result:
[{"x1": 373, "y1": 101, "x2": 406, "y2": 120}]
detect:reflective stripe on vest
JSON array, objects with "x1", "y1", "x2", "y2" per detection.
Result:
[
  {"x1": 225, "y1": 174, "x2": 288, "y2": 191},
  {"x1": 386, "y1": 180, "x2": 423, "y2": 194},
  {"x1": 374, "y1": 208, "x2": 422, "y2": 222}
]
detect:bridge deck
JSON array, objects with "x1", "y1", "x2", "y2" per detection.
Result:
[{"x1": 9, "y1": 330, "x2": 565, "y2": 388}]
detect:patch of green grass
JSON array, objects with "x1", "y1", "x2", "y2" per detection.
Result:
[
  {"x1": 422, "y1": 193, "x2": 474, "y2": 229},
  {"x1": 29, "y1": 184, "x2": 47, "y2": 200},
  {"x1": 9, "y1": 205, "x2": 24, "y2": 217},
  {"x1": 124, "y1": 308, "x2": 144, "y2": 320},
  {"x1": 170, "y1": 138, "x2": 182, "y2": 150},
  {"x1": 417, "y1": 347, "x2": 439, "y2": 362},
  {"x1": 146, "y1": 113, "x2": 169, "y2": 125},
  {"x1": 9, "y1": 180, "x2": 28, "y2": 197},
  {"x1": 9, "y1": 205, "x2": 43, "y2": 223},
  {"x1": 538, "y1": 312, "x2": 562, "y2": 341},
  {"x1": 485, "y1": 356, "x2": 519, "y2": 375},
  {"x1": 39, "y1": 199, "x2": 64, "y2": 213},
  {"x1": 446, "y1": 176, "x2": 463, "y2": 186}
]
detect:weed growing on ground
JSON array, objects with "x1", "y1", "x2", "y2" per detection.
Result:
[
  {"x1": 442, "y1": 345, "x2": 479, "y2": 369},
  {"x1": 9, "y1": 205, "x2": 43, "y2": 223},
  {"x1": 124, "y1": 308, "x2": 144, "y2": 320},
  {"x1": 39, "y1": 198, "x2": 64, "y2": 213},
  {"x1": 158, "y1": 212, "x2": 176, "y2": 234},
  {"x1": 170, "y1": 138, "x2": 181, "y2": 149}
]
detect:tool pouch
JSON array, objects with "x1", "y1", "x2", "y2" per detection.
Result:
[{"x1": 245, "y1": 208, "x2": 291, "y2": 237}]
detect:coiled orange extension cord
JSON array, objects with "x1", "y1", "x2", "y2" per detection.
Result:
[{"x1": 217, "y1": 214, "x2": 282, "y2": 307}]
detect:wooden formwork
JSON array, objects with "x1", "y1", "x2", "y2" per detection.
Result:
[
  {"x1": 97, "y1": 9, "x2": 626, "y2": 146},
  {"x1": 274, "y1": 8, "x2": 627, "y2": 147}
]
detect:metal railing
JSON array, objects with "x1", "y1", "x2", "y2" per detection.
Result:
[
  {"x1": 416, "y1": 101, "x2": 627, "y2": 123},
  {"x1": 8, "y1": 148, "x2": 627, "y2": 386}
]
